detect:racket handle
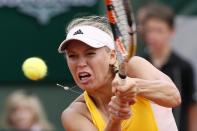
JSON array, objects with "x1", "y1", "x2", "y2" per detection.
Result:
[
  {"x1": 118, "y1": 61, "x2": 127, "y2": 80},
  {"x1": 119, "y1": 73, "x2": 127, "y2": 79},
  {"x1": 118, "y1": 73, "x2": 126, "y2": 86},
  {"x1": 117, "y1": 75, "x2": 129, "y2": 108}
]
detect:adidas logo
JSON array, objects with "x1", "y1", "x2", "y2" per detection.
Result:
[{"x1": 73, "y1": 29, "x2": 83, "y2": 35}]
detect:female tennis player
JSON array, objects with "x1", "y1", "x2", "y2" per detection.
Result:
[{"x1": 58, "y1": 16, "x2": 181, "y2": 131}]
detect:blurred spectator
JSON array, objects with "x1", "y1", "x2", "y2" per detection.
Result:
[
  {"x1": 1, "y1": 90, "x2": 54, "y2": 131},
  {"x1": 137, "y1": 3, "x2": 197, "y2": 131},
  {"x1": 137, "y1": 3, "x2": 149, "y2": 38}
]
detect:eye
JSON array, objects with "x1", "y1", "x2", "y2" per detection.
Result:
[
  {"x1": 68, "y1": 54, "x2": 76, "y2": 58},
  {"x1": 67, "y1": 53, "x2": 78, "y2": 59},
  {"x1": 88, "y1": 52, "x2": 95, "y2": 55},
  {"x1": 86, "y1": 52, "x2": 96, "y2": 56}
]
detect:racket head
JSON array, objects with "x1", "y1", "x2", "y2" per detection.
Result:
[{"x1": 105, "y1": 0, "x2": 137, "y2": 63}]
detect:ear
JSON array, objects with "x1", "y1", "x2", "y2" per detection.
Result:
[{"x1": 109, "y1": 50, "x2": 117, "y2": 65}]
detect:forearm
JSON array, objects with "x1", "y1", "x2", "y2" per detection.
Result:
[
  {"x1": 136, "y1": 78, "x2": 181, "y2": 107},
  {"x1": 104, "y1": 117, "x2": 121, "y2": 131}
]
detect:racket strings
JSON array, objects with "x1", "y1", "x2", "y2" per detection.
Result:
[
  {"x1": 112, "y1": 0, "x2": 131, "y2": 58},
  {"x1": 115, "y1": 0, "x2": 137, "y2": 60}
]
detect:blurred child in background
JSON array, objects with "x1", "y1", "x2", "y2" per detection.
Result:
[
  {"x1": 1, "y1": 90, "x2": 53, "y2": 131},
  {"x1": 137, "y1": 3, "x2": 197, "y2": 131}
]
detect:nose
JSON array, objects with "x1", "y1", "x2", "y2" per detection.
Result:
[{"x1": 77, "y1": 57, "x2": 87, "y2": 68}]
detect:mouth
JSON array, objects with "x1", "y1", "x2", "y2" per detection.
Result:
[{"x1": 78, "y1": 72, "x2": 91, "y2": 83}]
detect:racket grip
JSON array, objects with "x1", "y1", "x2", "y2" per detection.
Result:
[
  {"x1": 117, "y1": 74, "x2": 129, "y2": 107},
  {"x1": 119, "y1": 73, "x2": 127, "y2": 79},
  {"x1": 118, "y1": 73, "x2": 126, "y2": 86},
  {"x1": 118, "y1": 61, "x2": 127, "y2": 80}
]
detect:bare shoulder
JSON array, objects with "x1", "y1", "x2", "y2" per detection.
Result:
[
  {"x1": 129, "y1": 56, "x2": 151, "y2": 66},
  {"x1": 128, "y1": 56, "x2": 169, "y2": 80},
  {"x1": 61, "y1": 94, "x2": 97, "y2": 131},
  {"x1": 128, "y1": 56, "x2": 152, "y2": 76}
]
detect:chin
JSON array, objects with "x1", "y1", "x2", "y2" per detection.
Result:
[{"x1": 80, "y1": 84, "x2": 99, "y2": 92}]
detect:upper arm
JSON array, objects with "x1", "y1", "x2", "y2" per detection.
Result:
[
  {"x1": 61, "y1": 107, "x2": 97, "y2": 131},
  {"x1": 128, "y1": 56, "x2": 172, "y2": 82},
  {"x1": 127, "y1": 56, "x2": 181, "y2": 107}
]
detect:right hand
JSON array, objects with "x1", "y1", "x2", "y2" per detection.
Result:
[
  {"x1": 108, "y1": 95, "x2": 131, "y2": 122},
  {"x1": 112, "y1": 73, "x2": 138, "y2": 105}
]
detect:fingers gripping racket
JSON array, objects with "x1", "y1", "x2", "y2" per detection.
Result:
[{"x1": 105, "y1": 0, "x2": 137, "y2": 82}]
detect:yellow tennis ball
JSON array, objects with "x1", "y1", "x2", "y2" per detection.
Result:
[{"x1": 22, "y1": 57, "x2": 47, "y2": 81}]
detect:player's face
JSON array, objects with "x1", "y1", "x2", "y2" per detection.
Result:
[
  {"x1": 144, "y1": 18, "x2": 174, "y2": 50},
  {"x1": 65, "y1": 41, "x2": 116, "y2": 92}
]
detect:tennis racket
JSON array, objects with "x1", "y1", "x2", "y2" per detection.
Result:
[{"x1": 105, "y1": 0, "x2": 137, "y2": 81}]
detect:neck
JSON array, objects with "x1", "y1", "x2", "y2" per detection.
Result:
[
  {"x1": 87, "y1": 78, "x2": 114, "y2": 119},
  {"x1": 86, "y1": 68, "x2": 116, "y2": 120},
  {"x1": 149, "y1": 44, "x2": 171, "y2": 68},
  {"x1": 88, "y1": 82, "x2": 113, "y2": 107}
]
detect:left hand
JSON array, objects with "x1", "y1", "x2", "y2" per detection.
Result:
[
  {"x1": 108, "y1": 95, "x2": 132, "y2": 122},
  {"x1": 112, "y1": 73, "x2": 139, "y2": 105}
]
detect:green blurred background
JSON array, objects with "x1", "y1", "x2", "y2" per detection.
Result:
[{"x1": 0, "y1": 0, "x2": 197, "y2": 130}]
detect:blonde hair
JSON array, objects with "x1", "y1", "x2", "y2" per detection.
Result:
[
  {"x1": 67, "y1": 16, "x2": 113, "y2": 38},
  {"x1": 1, "y1": 90, "x2": 53, "y2": 130}
]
